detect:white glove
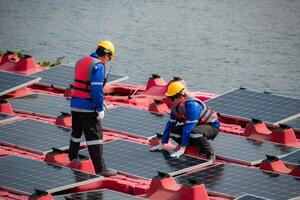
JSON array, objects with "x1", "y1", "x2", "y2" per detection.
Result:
[
  {"x1": 97, "y1": 111, "x2": 105, "y2": 120},
  {"x1": 149, "y1": 144, "x2": 164, "y2": 151},
  {"x1": 170, "y1": 147, "x2": 186, "y2": 158}
]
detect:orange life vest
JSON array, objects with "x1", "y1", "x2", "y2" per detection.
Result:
[
  {"x1": 71, "y1": 56, "x2": 102, "y2": 99},
  {"x1": 172, "y1": 96, "x2": 218, "y2": 125}
]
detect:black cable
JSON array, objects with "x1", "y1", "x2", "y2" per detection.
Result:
[{"x1": 103, "y1": 65, "x2": 112, "y2": 86}]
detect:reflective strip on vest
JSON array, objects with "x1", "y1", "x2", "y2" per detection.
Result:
[
  {"x1": 170, "y1": 132, "x2": 203, "y2": 139},
  {"x1": 186, "y1": 120, "x2": 199, "y2": 124},
  {"x1": 86, "y1": 139, "x2": 103, "y2": 145},
  {"x1": 91, "y1": 81, "x2": 103, "y2": 85},
  {"x1": 72, "y1": 56, "x2": 102, "y2": 99},
  {"x1": 172, "y1": 96, "x2": 218, "y2": 125}
]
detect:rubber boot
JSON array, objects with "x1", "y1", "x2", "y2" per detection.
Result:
[
  {"x1": 68, "y1": 140, "x2": 80, "y2": 161},
  {"x1": 97, "y1": 163, "x2": 118, "y2": 177},
  {"x1": 197, "y1": 136, "x2": 216, "y2": 161},
  {"x1": 90, "y1": 144, "x2": 117, "y2": 177}
]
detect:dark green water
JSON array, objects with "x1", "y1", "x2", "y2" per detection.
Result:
[{"x1": 0, "y1": 0, "x2": 299, "y2": 98}]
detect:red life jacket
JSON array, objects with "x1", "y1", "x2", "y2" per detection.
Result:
[
  {"x1": 172, "y1": 96, "x2": 218, "y2": 125},
  {"x1": 71, "y1": 56, "x2": 102, "y2": 99}
]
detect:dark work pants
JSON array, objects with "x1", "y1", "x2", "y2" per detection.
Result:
[
  {"x1": 68, "y1": 111, "x2": 106, "y2": 173},
  {"x1": 170, "y1": 124, "x2": 219, "y2": 154}
]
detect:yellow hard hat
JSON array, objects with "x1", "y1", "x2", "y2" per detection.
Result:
[
  {"x1": 97, "y1": 40, "x2": 115, "y2": 60},
  {"x1": 165, "y1": 81, "x2": 185, "y2": 97}
]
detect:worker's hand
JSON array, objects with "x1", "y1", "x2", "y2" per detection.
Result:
[
  {"x1": 149, "y1": 144, "x2": 164, "y2": 151},
  {"x1": 170, "y1": 146, "x2": 186, "y2": 158},
  {"x1": 97, "y1": 111, "x2": 105, "y2": 121}
]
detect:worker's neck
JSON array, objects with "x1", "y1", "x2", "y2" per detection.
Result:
[{"x1": 99, "y1": 57, "x2": 107, "y2": 65}]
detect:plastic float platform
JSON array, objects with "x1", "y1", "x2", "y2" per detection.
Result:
[{"x1": 0, "y1": 54, "x2": 299, "y2": 200}]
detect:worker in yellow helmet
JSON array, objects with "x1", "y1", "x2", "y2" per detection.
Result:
[
  {"x1": 68, "y1": 40, "x2": 117, "y2": 176},
  {"x1": 150, "y1": 81, "x2": 220, "y2": 160}
]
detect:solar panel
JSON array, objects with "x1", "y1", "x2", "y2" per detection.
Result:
[
  {"x1": 0, "y1": 112, "x2": 17, "y2": 123},
  {"x1": 0, "y1": 119, "x2": 85, "y2": 155},
  {"x1": 80, "y1": 139, "x2": 211, "y2": 179},
  {"x1": 282, "y1": 116, "x2": 300, "y2": 131},
  {"x1": 235, "y1": 194, "x2": 270, "y2": 200},
  {"x1": 206, "y1": 88, "x2": 300, "y2": 125},
  {"x1": 32, "y1": 64, "x2": 129, "y2": 90},
  {"x1": 103, "y1": 106, "x2": 168, "y2": 139},
  {"x1": 0, "y1": 155, "x2": 102, "y2": 195},
  {"x1": 281, "y1": 149, "x2": 300, "y2": 166},
  {"x1": 8, "y1": 93, "x2": 70, "y2": 118},
  {"x1": 0, "y1": 70, "x2": 41, "y2": 96},
  {"x1": 54, "y1": 189, "x2": 145, "y2": 200},
  {"x1": 175, "y1": 164, "x2": 300, "y2": 200},
  {"x1": 212, "y1": 133, "x2": 298, "y2": 165}
]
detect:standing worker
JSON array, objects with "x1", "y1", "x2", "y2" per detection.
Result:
[
  {"x1": 150, "y1": 81, "x2": 220, "y2": 160},
  {"x1": 68, "y1": 40, "x2": 117, "y2": 177}
]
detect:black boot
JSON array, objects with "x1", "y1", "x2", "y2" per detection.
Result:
[
  {"x1": 68, "y1": 140, "x2": 80, "y2": 161},
  {"x1": 97, "y1": 167, "x2": 118, "y2": 177},
  {"x1": 96, "y1": 158, "x2": 117, "y2": 177},
  {"x1": 89, "y1": 144, "x2": 117, "y2": 177},
  {"x1": 196, "y1": 136, "x2": 215, "y2": 160}
]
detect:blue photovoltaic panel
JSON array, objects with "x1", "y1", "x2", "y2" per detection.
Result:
[
  {"x1": 80, "y1": 139, "x2": 211, "y2": 179},
  {"x1": 235, "y1": 194, "x2": 270, "y2": 200},
  {"x1": 54, "y1": 189, "x2": 145, "y2": 200},
  {"x1": 212, "y1": 133, "x2": 298, "y2": 165},
  {"x1": 0, "y1": 112, "x2": 17, "y2": 123},
  {"x1": 33, "y1": 64, "x2": 129, "y2": 90},
  {"x1": 8, "y1": 93, "x2": 70, "y2": 118},
  {"x1": 206, "y1": 88, "x2": 300, "y2": 124},
  {"x1": 0, "y1": 156, "x2": 102, "y2": 195},
  {"x1": 0, "y1": 70, "x2": 41, "y2": 96},
  {"x1": 281, "y1": 149, "x2": 300, "y2": 166},
  {"x1": 175, "y1": 164, "x2": 300, "y2": 200},
  {"x1": 283, "y1": 116, "x2": 300, "y2": 131},
  {"x1": 103, "y1": 106, "x2": 168, "y2": 139},
  {"x1": 0, "y1": 119, "x2": 85, "y2": 155}
]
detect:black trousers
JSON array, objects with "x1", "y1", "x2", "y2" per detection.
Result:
[
  {"x1": 68, "y1": 111, "x2": 106, "y2": 173},
  {"x1": 170, "y1": 124, "x2": 219, "y2": 154}
]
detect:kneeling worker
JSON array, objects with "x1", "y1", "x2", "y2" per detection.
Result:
[{"x1": 150, "y1": 81, "x2": 220, "y2": 160}]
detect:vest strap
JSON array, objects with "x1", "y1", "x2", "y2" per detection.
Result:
[
  {"x1": 73, "y1": 86, "x2": 91, "y2": 93},
  {"x1": 74, "y1": 79, "x2": 88, "y2": 84}
]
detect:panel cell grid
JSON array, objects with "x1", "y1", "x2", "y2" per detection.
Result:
[
  {"x1": 0, "y1": 70, "x2": 40, "y2": 96},
  {"x1": 0, "y1": 156, "x2": 102, "y2": 195},
  {"x1": 206, "y1": 88, "x2": 300, "y2": 124},
  {"x1": 235, "y1": 194, "x2": 270, "y2": 200},
  {"x1": 283, "y1": 116, "x2": 300, "y2": 131},
  {"x1": 0, "y1": 119, "x2": 83, "y2": 155},
  {"x1": 80, "y1": 139, "x2": 210, "y2": 179},
  {"x1": 33, "y1": 64, "x2": 128, "y2": 90},
  {"x1": 54, "y1": 189, "x2": 145, "y2": 200},
  {"x1": 103, "y1": 107, "x2": 168, "y2": 139},
  {"x1": 212, "y1": 133, "x2": 298, "y2": 165},
  {"x1": 8, "y1": 93, "x2": 70, "y2": 117},
  {"x1": 281, "y1": 149, "x2": 300, "y2": 166},
  {"x1": 175, "y1": 164, "x2": 300, "y2": 200}
]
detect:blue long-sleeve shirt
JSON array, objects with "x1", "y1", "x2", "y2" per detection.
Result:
[
  {"x1": 161, "y1": 100, "x2": 220, "y2": 146},
  {"x1": 70, "y1": 52, "x2": 105, "y2": 112}
]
